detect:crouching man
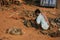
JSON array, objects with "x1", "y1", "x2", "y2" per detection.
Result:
[{"x1": 35, "y1": 9, "x2": 49, "y2": 30}]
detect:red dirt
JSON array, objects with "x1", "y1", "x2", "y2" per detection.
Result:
[{"x1": 0, "y1": 3, "x2": 60, "y2": 40}]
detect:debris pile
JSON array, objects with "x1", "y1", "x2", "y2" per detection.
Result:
[
  {"x1": 0, "y1": 0, "x2": 21, "y2": 7},
  {"x1": 46, "y1": 17, "x2": 60, "y2": 37},
  {"x1": 48, "y1": 29, "x2": 60, "y2": 37},
  {"x1": 49, "y1": 17, "x2": 60, "y2": 28}
]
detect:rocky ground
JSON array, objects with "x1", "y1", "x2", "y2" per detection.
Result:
[{"x1": 0, "y1": 1, "x2": 60, "y2": 40}]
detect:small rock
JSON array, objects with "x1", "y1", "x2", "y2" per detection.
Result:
[
  {"x1": 57, "y1": 23, "x2": 60, "y2": 26},
  {"x1": 48, "y1": 30, "x2": 60, "y2": 37},
  {"x1": 51, "y1": 21, "x2": 57, "y2": 26},
  {"x1": 23, "y1": 19, "x2": 32, "y2": 27},
  {"x1": 40, "y1": 30, "x2": 48, "y2": 35},
  {"x1": 23, "y1": 19, "x2": 28, "y2": 27},
  {"x1": 54, "y1": 18, "x2": 60, "y2": 26},
  {"x1": 14, "y1": 1, "x2": 21, "y2": 6},
  {"x1": 0, "y1": 37, "x2": 10, "y2": 40},
  {"x1": 48, "y1": 32, "x2": 57, "y2": 37},
  {"x1": 54, "y1": 18, "x2": 60, "y2": 23},
  {"x1": 6, "y1": 27, "x2": 23, "y2": 35},
  {"x1": 58, "y1": 28, "x2": 60, "y2": 31}
]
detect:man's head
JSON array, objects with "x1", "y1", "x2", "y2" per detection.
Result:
[{"x1": 35, "y1": 9, "x2": 41, "y2": 16}]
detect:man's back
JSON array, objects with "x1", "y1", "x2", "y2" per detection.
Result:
[{"x1": 36, "y1": 13, "x2": 49, "y2": 30}]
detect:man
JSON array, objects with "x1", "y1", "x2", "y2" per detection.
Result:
[{"x1": 34, "y1": 9, "x2": 49, "y2": 30}]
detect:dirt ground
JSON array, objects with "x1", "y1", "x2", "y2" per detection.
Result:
[{"x1": 0, "y1": 1, "x2": 60, "y2": 40}]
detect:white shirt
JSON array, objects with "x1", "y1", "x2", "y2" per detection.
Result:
[{"x1": 36, "y1": 13, "x2": 49, "y2": 30}]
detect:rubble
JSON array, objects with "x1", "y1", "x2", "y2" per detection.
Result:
[
  {"x1": 23, "y1": 19, "x2": 32, "y2": 27},
  {"x1": 48, "y1": 32, "x2": 57, "y2": 37},
  {"x1": 44, "y1": 17, "x2": 60, "y2": 37},
  {"x1": 54, "y1": 18, "x2": 60, "y2": 26},
  {"x1": 6, "y1": 27, "x2": 23, "y2": 35},
  {"x1": 0, "y1": 37, "x2": 10, "y2": 40},
  {"x1": 48, "y1": 30, "x2": 60, "y2": 37},
  {"x1": 23, "y1": 19, "x2": 28, "y2": 27},
  {"x1": 54, "y1": 18, "x2": 60, "y2": 23},
  {"x1": 23, "y1": 19, "x2": 39, "y2": 29},
  {"x1": 14, "y1": 1, "x2": 21, "y2": 5},
  {"x1": 48, "y1": 17, "x2": 60, "y2": 29},
  {"x1": 0, "y1": 0, "x2": 21, "y2": 7}
]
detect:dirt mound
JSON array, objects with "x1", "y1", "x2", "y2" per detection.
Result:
[{"x1": 0, "y1": 2, "x2": 60, "y2": 40}]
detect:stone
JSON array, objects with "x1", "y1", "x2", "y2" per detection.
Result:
[
  {"x1": 54, "y1": 18, "x2": 60, "y2": 27},
  {"x1": 23, "y1": 19, "x2": 28, "y2": 27},
  {"x1": 50, "y1": 21, "x2": 57, "y2": 27},
  {"x1": 48, "y1": 30, "x2": 60, "y2": 37},
  {"x1": 23, "y1": 19, "x2": 32, "y2": 27},
  {"x1": 54, "y1": 18, "x2": 60, "y2": 23},
  {"x1": 48, "y1": 32, "x2": 57, "y2": 37},
  {"x1": 0, "y1": 37, "x2": 10, "y2": 40},
  {"x1": 6, "y1": 27, "x2": 23, "y2": 35},
  {"x1": 40, "y1": 30, "x2": 48, "y2": 35},
  {"x1": 58, "y1": 28, "x2": 60, "y2": 31},
  {"x1": 14, "y1": 1, "x2": 21, "y2": 5},
  {"x1": 56, "y1": 23, "x2": 60, "y2": 26}
]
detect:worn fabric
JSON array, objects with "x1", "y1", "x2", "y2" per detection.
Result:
[{"x1": 36, "y1": 13, "x2": 49, "y2": 30}]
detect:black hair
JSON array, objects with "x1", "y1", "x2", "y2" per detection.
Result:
[
  {"x1": 34, "y1": 9, "x2": 41, "y2": 16},
  {"x1": 35, "y1": 9, "x2": 41, "y2": 13}
]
